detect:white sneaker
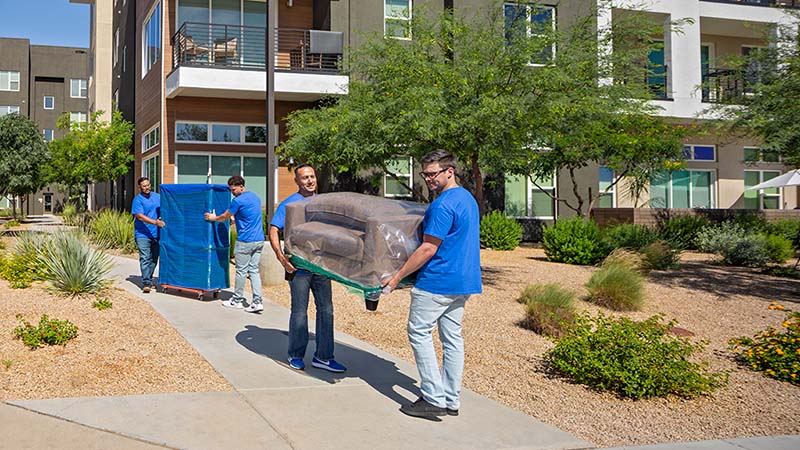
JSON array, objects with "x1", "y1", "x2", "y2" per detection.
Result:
[
  {"x1": 244, "y1": 302, "x2": 263, "y2": 313},
  {"x1": 221, "y1": 299, "x2": 244, "y2": 309}
]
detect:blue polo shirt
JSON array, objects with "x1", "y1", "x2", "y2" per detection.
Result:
[
  {"x1": 132, "y1": 192, "x2": 160, "y2": 239},
  {"x1": 230, "y1": 191, "x2": 265, "y2": 243},
  {"x1": 414, "y1": 187, "x2": 482, "y2": 295}
]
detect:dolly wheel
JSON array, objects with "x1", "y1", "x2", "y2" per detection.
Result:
[{"x1": 213, "y1": 291, "x2": 219, "y2": 299}]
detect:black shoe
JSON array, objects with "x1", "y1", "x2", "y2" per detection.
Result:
[
  {"x1": 446, "y1": 408, "x2": 459, "y2": 416},
  {"x1": 400, "y1": 398, "x2": 446, "y2": 419}
]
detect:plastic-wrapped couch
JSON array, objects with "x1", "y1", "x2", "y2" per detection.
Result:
[
  {"x1": 284, "y1": 192, "x2": 427, "y2": 310},
  {"x1": 159, "y1": 184, "x2": 231, "y2": 299}
]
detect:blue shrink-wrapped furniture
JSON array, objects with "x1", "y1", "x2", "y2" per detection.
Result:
[{"x1": 159, "y1": 184, "x2": 231, "y2": 291}]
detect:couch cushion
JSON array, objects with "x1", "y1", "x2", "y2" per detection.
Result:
[
  {"x1": 305, "y1": 192, "x2": 426, "y2": 231},
  {"x1": 290, "y1": 221, "x2": 365, "y2": 259}
]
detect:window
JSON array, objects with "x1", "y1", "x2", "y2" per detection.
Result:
[
  {"x1": 176, "y1": 122, "x2": 209, "y2": 141},
  {"x1": 505, "y1": 173, "x2": 556, "y2": 219},
  {"x1": 176, "y1": 121, "x2": 266, "y2": 144},
  {"x1": 683, "y1": 144, "x2": 715, "y2": 162},
  {"x1": 43, "y1": 96, "x2": 54, "y2": 110},
  {"x1": 70, "y1": 79, "x2": 87, "y2": 98},
  {"x1": 176, "y1": 153, "x2": 267, "y2": 203},
  {"x1": 649, "y1": 170, "x2": 715, "y2": 209},
  {"x1": 384, "y1": 157, "x2": 413, "y2": 198},
  {"x1": 143, "y1": 155, "x2": 161, "y2": 192},
  {"x1": 744, "y1": 147, "x2": 780, "y2": 163},
  {"x1": 143, "y1": 2, "x2": 162, "y2": 76},
  {"x1": 212, "y1": 124, "x2": 241, "y2": 143},
  {"x1": 385, "y1": 0, "x2": 411, "y2": 39},
  {"x1": 114, "y1": 28, "x2": 120, "y2": 66},
  {"x1": 0, "y1": 71, "x2": 20, "y2": 91},
  {"x1": 244, "y1": 125, "x2": 267, "y2": 143},
  {"x1": 504, "y1": 3, "x2": 555, "y2": 65},
  {"x1": 42, "y1": 129, "x2": 54, "y2": 141},
  {"x1": 598, "y1": 166, "x2": 615, "y2": 208},
  {"x1": 70, "y1": 112, "x2": 88, "y2": 123},
  {"x1": 0, "y1": 106, "x2": 19, "y2": 116},
  {"x1": 744, "y1": 170, "x2": 781, "y2": 209},
  {"x1": 143, "y1": 125, "x2": 160, "y2": 152}
]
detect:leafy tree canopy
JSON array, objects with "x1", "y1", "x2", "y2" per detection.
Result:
[{"x1": 0, "y1": 113, "x2": 51, "y2": 216}]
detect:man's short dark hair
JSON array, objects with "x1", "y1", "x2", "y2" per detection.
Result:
[
  {"x1": 227, "y1": 175, "x2": 245, "y2": 187},
  {"x1": 294, "y1": 163, "x2": 313, "y2": 175},
  {"x1": 137, "y1": 177, "x2": 149, "y2": 186},
  {"x1": 420, "y1": 150, "x2": 456, "y2": 170}
]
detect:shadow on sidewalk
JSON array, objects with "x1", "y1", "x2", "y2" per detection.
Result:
[
  {"x1": 236, "y1": 326, "x2": 421, "y2": 406},
  {"x1": 124, "y1": 275, "x2": 234, "y2": 301}
]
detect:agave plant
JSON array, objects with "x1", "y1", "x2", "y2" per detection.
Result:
[
  {"x1": 88, "y1": 209, "x2": 137, "y2": 253},
  {"x1": 28, "y1": 231, "x2": 114, "y2": 295}
]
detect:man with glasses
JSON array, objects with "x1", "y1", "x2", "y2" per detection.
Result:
[
  {"x1": 132, "y1": 177, "x2": 164, "y2": 293},
  {"x1": 205, "y1": 175, "x2": 265, "y2": 313},
  {"x1": 384, "y1": 149, "x2": 482, "y2": 420}
]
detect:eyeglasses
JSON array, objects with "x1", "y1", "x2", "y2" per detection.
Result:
[{"x1": 420, "y1": 168, "x2": 448, "y2": 180}]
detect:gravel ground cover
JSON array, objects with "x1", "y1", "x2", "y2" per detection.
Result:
[{"x1": 264, "y1": 246, "x2": 800, "y2": 448}]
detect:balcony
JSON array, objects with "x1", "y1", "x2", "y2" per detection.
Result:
[
  {"x1": 168, "y1": 23, "x2": 348, "y2": 101},
  {"x1": 702, "y1": 68, "x2": 750, "y2": 104},
  {"x1": 701, "y1": 0, "x2": 799, "y2": 7}
]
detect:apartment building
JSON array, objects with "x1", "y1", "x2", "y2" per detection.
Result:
[{"x1": 0, "y1": 37, "x2": 90, "y2": 215}]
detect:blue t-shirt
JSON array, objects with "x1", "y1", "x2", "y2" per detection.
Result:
[
  {"x1": 132, "y1": 192, "x2": 160, "y2": 239},
  {"x1": 230, "y1": 191, "x2": 265, "y2": 243},
  {"x1": 271, "y1": 192, "x2": 311, "y2": 274},
  {"x1": 414, "y1": 187, "x2": 482, "y2": 296}
]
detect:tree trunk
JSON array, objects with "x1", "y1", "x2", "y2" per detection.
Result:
[
  {"x1": 471, "y1": 154, "x2": 484, "y2": 216},
  {"x1": 10, "y1": 196, "x2": 17, "y2": 220}
]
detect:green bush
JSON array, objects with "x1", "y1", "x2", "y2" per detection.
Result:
[
  {"x1": 547, "y1": 313, "x2": 728, "y2": 399},
  {"x1": 765, "y1": 219, "x2": 800, "y2": 248},
  {"x1": 13, "y1": 314, "x2": 78, "y2": 349},
  {"x1": 87, "y1": 209, "x2": 137, "y2": 253},
  {"x1": 585, "y1": 263, "x2": 644, "y2": 311},
  {"x1": 3, "y1": 220, "x2": 20, "y2": 229},
  {"x1": 230, "y1": 228, "x2": 238, "y2": 260},
  {"x1": 696, "y1": 222, "x2": 769, "y2": 267},
  {"x1": 602, "y1": 248, "x2": 648, "y2": 274},
  {"x1": 480, "y1": 211, "x2": 523, "y2": 250},
  {"x1": 731, "y1": 212, "x2": 769, "y2": 234},
  {"x1": 730, "y1": 303, "x2": 800, "y2": 385},
  {"x1": 763, "y1": 266, "x2": 800, "y2": 279},
  {"x1": 760, "y1": 234, "x2": 794, "y2": 264},
  {"x1": 61, "y1": 203, "x2": 77, "y2": 225},
  {"x1": 518, "y1": 284, "x2": 576, "y2": 338},
  {"x1": 0, "y1": 253, "x2": 36, "y2": 288},
  {"x1": 657, "y1": 215, "x2": 710, "y2": 250},
  {"x1": 640, "y1": 241, "x2": 681, "y2": 271},
  {"x1": 603, "y1": 223, "x2": 659, "y2": 251},
  {"x1": 542, "y1": 217, "x2": 609, "y2": 265}
]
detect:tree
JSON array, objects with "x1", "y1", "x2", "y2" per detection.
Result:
[
  {"x1": 46, "y1": 110, "x2": 134, "y2": 210},
  {"x1": 0, "y1": 113, "x2": 50, "y2": 218},
  {"x1": 280, "y1": 1, "x2": 686, "y2": 216}
]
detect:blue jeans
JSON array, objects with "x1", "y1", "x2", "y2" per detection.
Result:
[
  {"x1": 288, "y1": 272, "x2": 334, "y2": 360},
  {"x1": 232, "y1": 240, "x2": 264, "y2": 305},
  {"x1": 408, "y1": 287, "x2": 469, "y2": 410},
  {"x1": 136, "y1": 237, "x2": 159, "y2": 288}
]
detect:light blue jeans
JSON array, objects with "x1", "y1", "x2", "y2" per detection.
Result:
[
  {"x1": 408, "y1": 287, "x2": 469, "y2": 410},
  {"x1": 288, "y1": 272, "x2": 334, "y2": 360},
  {"x1": 232, "y1": 240, "x2": 264, "y2": 305},
  {"x1": 135, "y1": 237, "x2": 159, "y2": 288}
]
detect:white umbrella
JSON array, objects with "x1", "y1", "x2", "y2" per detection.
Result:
[{"x1": 745, "y1": 169, "x2": 800, "y2": 190}]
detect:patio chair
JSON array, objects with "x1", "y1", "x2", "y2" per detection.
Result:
[
  {"x1": 213, "y1": 37, "x2": 238, "y2": 64},
  {"x1": 305, "y1": 30, "x2": 342, "y2": 70}
]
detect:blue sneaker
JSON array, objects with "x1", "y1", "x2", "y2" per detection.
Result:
[
  {"x1": 311, "y1": 357, "x2": 346, "y2": 373},
  {"x1": 288, "y1": 358, "x2": 305, "y2": 370}
]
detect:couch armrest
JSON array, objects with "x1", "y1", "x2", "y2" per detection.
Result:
[
  {"x1": 363, "y1": 214, "x2": 424, "y2": 284},
  {"x1": 284, "y1": 202, "x2": 307, "y2": 253}
]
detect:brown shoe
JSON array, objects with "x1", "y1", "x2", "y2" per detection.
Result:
[{"x1": 142, "y1": 286, "x2": 151, "y2": 293}]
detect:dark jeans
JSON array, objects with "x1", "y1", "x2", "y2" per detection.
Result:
[
  {"x1": 288, "y1": 272, "x2": 334, "y2": 360},
  {"x1": 136, "y1": 237, "x2": 159, "y2": 287}
]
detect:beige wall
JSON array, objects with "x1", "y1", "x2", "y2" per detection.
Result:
[
  {"x1": 700, "y1": 33, "x2": 767, "y2": 68},
  {"x1": 90, "y1": 0, "x2": 113, "y2": 120}
]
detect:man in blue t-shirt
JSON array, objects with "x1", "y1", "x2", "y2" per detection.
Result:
[
  {"x1": 132, "y1": 177, "x2": 165, "y2": 293},
  {"x1": 384, "y1": 150, "x2": 482, "y2": 420},
  {"x1": 205, "y1": 175, "x2": 265, "y2": 313},
  {"x1": 268, "y1": 164, "x2": 346, "y2": 373}
]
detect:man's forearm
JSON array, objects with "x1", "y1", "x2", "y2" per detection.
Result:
[
  {"x1": 393, "y1": 242, "x2": 437, "y2": 283},
  {"x1": 268, "y1": 226, "x2": 286, "y2": 261}
]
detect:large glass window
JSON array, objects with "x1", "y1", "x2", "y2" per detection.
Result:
[
  {"x1": 178, "y1": 0, "x2": 208, "y2": 27},
  {"x1": 384, "y1": 157, "x2": 413, "y2": 198},
  {"x1": 143, "y1": 126, "x2": 160, "y2": 152},
  {"x1": 649, "y1": 170, "x2": 714, "y2": 209},
  {"x1": 683, "y1": 144, "x2": 715, "y2": 161},
  {"x1": 143, "y1": 3, "x2": 162, "y2": 76},
  {"x1": 176, "y1": 122, "x2": 209, "y2": 141},
  {"x1": 70, "y1": 112, "x2": 87, "y2": 123},
  {"x1": 244, "y1": 125, "x2": 267, "y2": 143},
  {"x1": 243, "y1": 156, "x2": 267, "y2": 203},
  {"x1": 176, "y1": 154, "x2": 267, "y2": 203},
  {"x1": 505, "y1": 173, "x2": 555, "y2": 219},
  {"x1": 385, "y1": 0, "x2": 412, "y2": 39},
  {"x1": 176, "y1": 122, "x2": 265, "y2": 144},
  {"x1": 210, "y1": 156, "x2": 241, "y2": 185},
  {"x1": 70, "y1": 79, "x2": 87, "y2": 98},
  {"x1": 212, "y1": 124, "x2": 241, "y2": 143},
  {"x1": 0, "y1": 106, "x2": 19, "y2": 116},
  {"x1": 744, "y1": 147, "x2": 780, "y2": 163},
  {"x1": 504, "y1": 3, "x2": 555, "y2": 65},
  {"x1": 177, "y1": 154, "x2": 210, "y2": 184},
  {"x1": 598, "y1": 166, "x2": 615, "y2": 208},
  {"x1": 143, "y1": 155, "x2": 161, "y2": 192},
  {"x1": 744, "y1": 170, "x2": 781, "y2": 210},
  {"x1": 0, "y1": 71, "x2": 20, "y2": 91}
]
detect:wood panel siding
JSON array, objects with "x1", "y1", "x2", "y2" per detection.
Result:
[
  {"x1": 279, "y1": 0, "x2": 314, "y2": 29},
  {"x1": 278, "y1": 166, "x2": 297, "y2": 201},
  {"x1": 136, "y1": 0, "x2": 163, "y2": 179}
]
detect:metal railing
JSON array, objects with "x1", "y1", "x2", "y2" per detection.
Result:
[
  {"x1": 648, "y1": 64, "x2": 669, "y2": 100},
  {"x1": 702, "y1": 68, "x2": 748, "y2": 104},
  {"x1": 700, "y1": 0, "x2": 799, "y2": 8},
  {"x1": 172, "y1": 23, "x2": 343, "y2": 74}
]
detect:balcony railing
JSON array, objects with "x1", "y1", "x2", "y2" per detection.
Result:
[
  {"x1": 700, "y1": 0, "x2": 799, "y2": 8},
  {"x1": 172, "y1": 22, "x2": 344, "y2": 74},
  {"x1": 648, "y1": 64, "x2": 669, "y2": 100},
  {"x1": 702, "y1": 68, "x2": 748, "y2": 104}
]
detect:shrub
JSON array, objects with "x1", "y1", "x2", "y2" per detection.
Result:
[
  {"x1": 61, "y1": 203, "x2": 78, "y2": 225},
  {"x1": 92, "y1": 297, "x2": 113, "y2": 310},
  {"x1": 760, "y1": 234, "x2": 794, "y2": 264},
  {"x1": 765, "y1": 219, "x2": 800, "y2": 249},
  {"x1": 763, "y1": 266, "x2": 800, "y2": 279},
  {"x1": 602, "y1": 248, "x2": 648, "y2": 274},
  {"x1": 0, "y1": 253, "x2": 35, "y2": 288},
  {"x1": 640, "y1": 241, "x2": 681, "y2": 271},
  {"x1": 13, "y1": 314, "x2": 78, "y2": 349},
  {"x1": 542, "y1": 217, "x2": 609, "y2": 265},
  {"x1": 230, "y1": 228, "x2": 237, "y2": 260},
  {"x1": 24, "y1": 231, "x2": 114, "y2": 295},
  {"x1": 731, "y1": 212, "x2": 769, "y2": 234},
  {"x1": 729, "y1": 302, "x2": 800, "y2": 385},
  {"x1": 696, "y1": 222, "x2": 769, "y2": 267},
  {"x1": 3, "y1": 220, "x2": 20, "y2": 229},
  {"x1": 585, "y1": 263, "x2": 644, "y2": 311},
  {"x1": 480, "y1": 211, "x2": 523, "y2": 250},
  {"x1": 547, "y1": 313, "x2": 728, "y2": 399},
  {"x1": 88, "y1": 209, "x2": 137, "y2": 253},
  {"x1": 603, "y1": 223, "x2": 659, "y2": 251},
  {"x1": 657, "y1": 215, "x2": 709, "y2": 250},
  {"x1": 518, "y1": 284, "x2": 576, "y2": 337}
]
